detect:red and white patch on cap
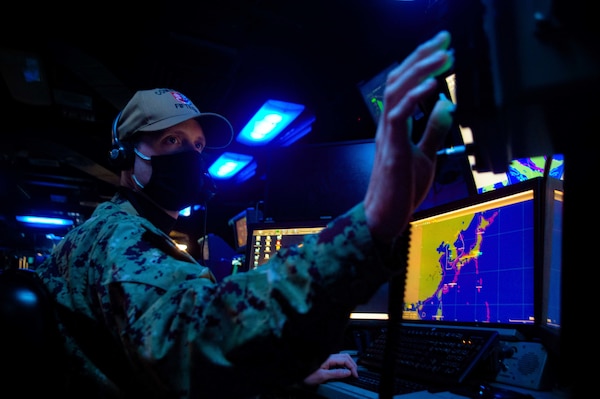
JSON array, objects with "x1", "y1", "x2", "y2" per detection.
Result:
[{"x1": 170, "y1": 91, "x2": 191, "y2": 104}]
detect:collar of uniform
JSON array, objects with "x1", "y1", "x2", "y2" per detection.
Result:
[{"x1": 116, "y1": 188, "x2": 177, "y2": 235}]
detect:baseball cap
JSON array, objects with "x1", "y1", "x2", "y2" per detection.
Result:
[{"x1": 115, "y1": 88, "x2": 234, "y2": 149}]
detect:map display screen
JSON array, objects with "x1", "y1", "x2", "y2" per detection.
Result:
[{"x1": 403, "y1": 183, "x2": 537, "y2": 325}]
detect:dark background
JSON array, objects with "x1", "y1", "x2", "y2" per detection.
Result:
[{"x1": 1, "y1": 0, "x2": 464, "y2": 253}]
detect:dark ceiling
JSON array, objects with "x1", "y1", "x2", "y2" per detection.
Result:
[{"x1": 1, "y1": 0, "x2": 455, "y2": 250}]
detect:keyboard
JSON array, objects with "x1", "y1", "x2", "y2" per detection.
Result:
[
  {"x1": 350, "y1": 324, "x2": 500, "y2": 395},
  {"x1": 345, "y1": 368, "x2": 429, "y2": 395}
]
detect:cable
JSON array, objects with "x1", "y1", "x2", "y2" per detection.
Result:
[
  {"x1": 378, "y1": 228, "x2": 411, "y2": 399},
  {"x1": 198, "y1": 202, "x2": 210, "y2": 265}
]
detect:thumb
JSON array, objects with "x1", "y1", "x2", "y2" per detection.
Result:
[{"x1": 420, "y1": 93, "x2": 456, "y2": 159}]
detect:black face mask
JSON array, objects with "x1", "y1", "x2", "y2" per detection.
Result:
[{"x1": 139, "y1": 151, "x2": 216, "y2": 211}]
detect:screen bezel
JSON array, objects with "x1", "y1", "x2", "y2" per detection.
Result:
[{"x1": 536, "y1": 177, "x2": 563, "y2": 359}]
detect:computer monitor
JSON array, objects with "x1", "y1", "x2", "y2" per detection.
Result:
[
  {"x1": 244, "y1": 219, "x2": 390, "y2": 320},
  {"x1": 263, "y1": 140, "x2": 376, "y2": 222},
  {"x1": 357, "y1": 62, "x2": 400, "y2": 124},
  {"x1": 264, "y1": 137, "x2": 472, "y2": 222},
  {"x1": 244, "y1": 220, "x2": 329, "y2": 271},
  {"x1": 401, "y1": 178, "x2": 548, "y2": 338},
  {"x1": 444, "y1": 73, "x2": 565, "y2": 194},
  {"x1": 232, "y1": 214, "x2": 248, "y2": 251},
  {"x1": 228, "y1": 207, "x2": 263, "y2": 254}
]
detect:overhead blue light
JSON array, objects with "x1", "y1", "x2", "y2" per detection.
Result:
[
  {"x1": 232, "y1": 159, "x2": 257, "y2": 184},
  {"x1": 236, "y1": 99, "x2": 305, "y2": 146},
  {"x1": 208, "y1": 152, "x2": 254, "y2": 179},
  {"x1": 278, "y1": 115, "x2": 316, "y2": 147},
  {"x1": 179, "y1": 204, "x2": 206, "y2": 218},
  {"x1": 16, "y1": 215, "x2": 74, "y2": 227}
]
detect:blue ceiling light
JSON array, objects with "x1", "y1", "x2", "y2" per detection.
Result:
[
  {"x1": 16, "y1": 215, "x2": 74, "y2": 228},
  {"x1": 236, "y1": 99, "x2": 305, "y2": 146},
  {"x1": 231, "y1": 159, "x2": 257, "y2": 184},
  {"x1": 278, "y1": 114, "x2": 316, "y2": 147},
  {"x1": 208, "y1": 152, "x2": 255, "y2": 180}
]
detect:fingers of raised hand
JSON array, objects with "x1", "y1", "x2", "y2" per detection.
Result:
[{"x1": 384, "y1": 31, "x2": 454, "y2": 113}]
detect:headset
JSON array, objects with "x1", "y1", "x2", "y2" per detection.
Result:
[{"x1": 108, "y1": 111, "x2": 135, "y2": 170}]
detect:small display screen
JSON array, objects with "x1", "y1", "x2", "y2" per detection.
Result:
[
  {"x1": 234, "y1": 216, "x2": 247, "y2": 249},
  {"x1": 246, "y1": 223, "x2": 327, "y2": 270}
]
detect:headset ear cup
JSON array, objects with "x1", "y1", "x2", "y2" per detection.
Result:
[
  {"x1": 108, "y1": 141, "x2": 134, "y2": 170},
  {"x1": 108, "y1": 111, "x2": 134, "y2": 170}
]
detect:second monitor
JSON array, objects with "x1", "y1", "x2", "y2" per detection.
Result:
[{"x1": 244, "y1": 219, "x2": 329, "y2": 271}]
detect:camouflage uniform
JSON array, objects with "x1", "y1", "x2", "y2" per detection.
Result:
[{"x1": 36, "y1": 190, "x2": 392, "y2": 398}]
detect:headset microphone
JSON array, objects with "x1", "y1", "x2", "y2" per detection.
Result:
[{"x1": 201, "y1": 170, "x2": 217, "y2": 203}]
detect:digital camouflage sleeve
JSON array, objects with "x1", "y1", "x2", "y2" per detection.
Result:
[{"x1": 36, "y1": 191, "x2": 392, "y2": 398}]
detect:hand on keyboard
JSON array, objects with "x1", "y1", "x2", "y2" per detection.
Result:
[{"x1": 303, "y1": 353, "x2": 359, "y2": 386}]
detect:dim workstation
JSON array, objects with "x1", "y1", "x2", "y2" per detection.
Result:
[{"x1": 1, "y1": 1, "x2": 597, "y2": 398}]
